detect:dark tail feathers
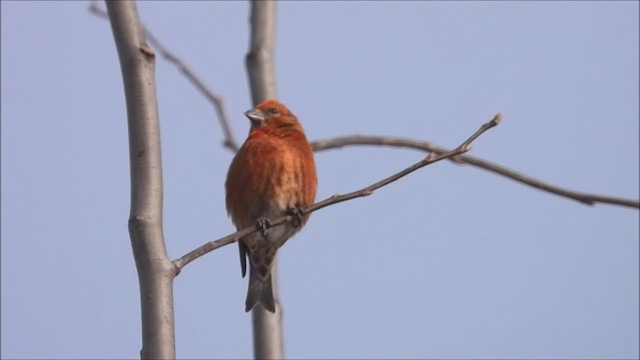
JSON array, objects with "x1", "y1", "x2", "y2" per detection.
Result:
[{"x1": 245, "y1": 266, "x2": 275, "y2": 313}]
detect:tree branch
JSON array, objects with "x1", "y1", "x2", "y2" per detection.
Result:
[
  {"x1": 173, "y1": 112, "x2": 501, "y2": 271},
  {"x1": 105, "y1": 1, "x2": 175, "y2": 359},
  {"x1": 245, "y1": 0, "x2": 278, "y2": 104},
  {"x1": 90, "y1": 0, "x2": 239, "y2": 151},
  {"x1": 311, "y1": 135, "x2": 639, "y2": 210},
  {"x1": 90, "y1": 0, "x2": 638, "y2": 210}
]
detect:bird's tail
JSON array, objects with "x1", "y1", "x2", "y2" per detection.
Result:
[{"x1": 245, "y1": 266, "x2": 275, "y2": 313}]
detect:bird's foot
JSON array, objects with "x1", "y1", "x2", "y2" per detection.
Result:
[
  {"x1": 255, "y1": 217, "x2": 271, "y2": 239},
  {"x1": 287, "y1": 206, "x2": 304, "y2": 228}
]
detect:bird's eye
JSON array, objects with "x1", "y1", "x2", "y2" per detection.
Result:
[{"x1": 268, "y1": 108, "x2": 278, "y2": 115}]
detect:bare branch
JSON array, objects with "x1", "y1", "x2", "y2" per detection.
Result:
[
  {"x1": 173, "y1": 224, "x2": 254, "y2": 272},
  {"x1": 92, "y1": 1, "x2": 637, "y2": 211},
  {"x1": 92, "y1": 0, "x2": 637, "y2": 211},
  {"x1": 245, "y1": 0, "x2": 278, "y2": 104},
  {"x1": 90, "y1": 1, "x2": 239, "y2": 151},
  {"x1": 173, "y1": 112, "x2": 500, "y2": 270},
  {"x1": 310, "y1": 113, "x2": 502, "y2": 212},
  {"x1": 105, "y1": 1, "x2": 175, "y2": 359},
  {"x1": 311, "y1": 131, "x2": 639, "y2": 210}
]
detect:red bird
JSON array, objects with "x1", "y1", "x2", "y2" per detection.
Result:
[{"x1": 225, "y1": 99, "x2": 317, "y2": 313}]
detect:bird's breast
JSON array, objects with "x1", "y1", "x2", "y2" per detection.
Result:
[
  {"x1": 226, "y1": 133, "x2": 316, "y2": 229},
  {"x1": 270, "y1": 150, "x2": 306, "y2": 210}
]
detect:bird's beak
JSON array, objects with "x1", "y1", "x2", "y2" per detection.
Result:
[{"x1": 245, "y1": 109, "x2": 265, "y2": 125}]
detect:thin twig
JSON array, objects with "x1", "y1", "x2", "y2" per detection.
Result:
[
  {"x1": 91, "y1": 1, "x2": 637, "y2": 210},
  {"x1": 90, "y1": 1, "x2": 637, "y2": 210},
  {"x1": 89, "y1": 0, "x2": 239, "y2": 151},
  {"x1": 311, "y1": 133, "x2": 639, "y2": 210},
  {"x1": 172, "y1": 113, "x2": 501, "y2": 271}
]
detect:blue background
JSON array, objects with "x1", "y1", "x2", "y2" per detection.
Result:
[{"x1": 2, "y1": 2, "x2": 638, "y2": 359}]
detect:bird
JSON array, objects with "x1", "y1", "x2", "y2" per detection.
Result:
[{"x1": 225, "y1": 99, "x2": 317, "y2": 313}]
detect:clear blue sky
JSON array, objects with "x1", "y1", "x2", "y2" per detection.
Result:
[{"x1": 2, "y1": 1, "x2": 638, "y2": 359}]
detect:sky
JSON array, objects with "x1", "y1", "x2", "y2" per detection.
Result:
[{"x1": 1, "y1": 1, "x2": 639, "y2": 359}]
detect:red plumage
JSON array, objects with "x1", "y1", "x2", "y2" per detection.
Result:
[{"x1": 225, "y1": 99, "x2": 317, "y2": 312}]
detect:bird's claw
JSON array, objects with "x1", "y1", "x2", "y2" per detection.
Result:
[
  {"x1": 288, "y1": 207, "x2": 304, "y2": 228},
  {"x1": 255, "y1": 217, "x2": 271, "y2": 239}
]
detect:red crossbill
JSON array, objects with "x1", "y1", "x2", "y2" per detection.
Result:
[{"x1": 225, "y1": 99, "x2": 317, "y2": 313}]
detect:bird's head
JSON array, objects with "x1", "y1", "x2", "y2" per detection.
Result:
[{"x1": 245, "y1": 99, "x2": 301, "y2": 132}]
